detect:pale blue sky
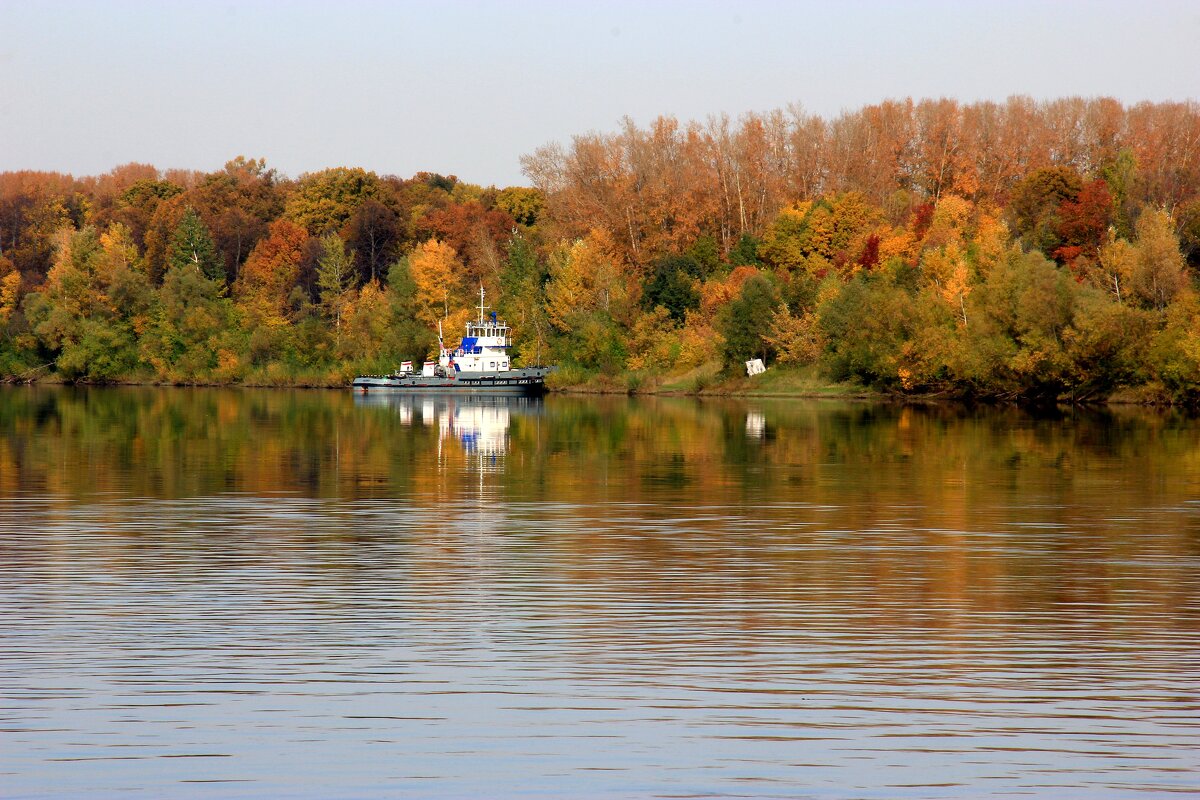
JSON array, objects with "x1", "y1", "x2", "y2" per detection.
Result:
[{"x1": 1, "y1": 0, "x2": 1197, "y2": 186}]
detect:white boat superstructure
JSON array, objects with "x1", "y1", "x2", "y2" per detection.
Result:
[
  {"x1": 427, "y1": 288, "x2": 513, "y2": 376},
  {"x1": 352, "y1": 286, "x2": 552, "y2": 395}
]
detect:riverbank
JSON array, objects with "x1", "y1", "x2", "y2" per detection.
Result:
[
  {"x1": 545, "y1": 362, "x2": 1188, "y2": 407},
  {"x1": 3, "y1": 363, "x2": 1187, "y2": 408},
  {"x1": 546, "y1": 362, "x2": 885, "y2": 400}
]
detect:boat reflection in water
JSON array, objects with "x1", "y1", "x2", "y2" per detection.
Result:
[{"x1": 354, "y1": 393, "x2": 542, "y2": 469}]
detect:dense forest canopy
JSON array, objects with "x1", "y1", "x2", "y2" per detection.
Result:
[{"x1": 2, "y1": 96, "x2": 1199, "y2": 402}]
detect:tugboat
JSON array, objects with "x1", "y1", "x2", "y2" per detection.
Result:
[{"x1": 352, "y1": 288, "x2": 551, "y2": 396}]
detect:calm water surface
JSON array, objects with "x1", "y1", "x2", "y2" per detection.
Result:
[{"x1": 1, "y1": 387, "x2": 1197, "y2": 798}]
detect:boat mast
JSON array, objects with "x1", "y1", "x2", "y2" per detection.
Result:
[{"x1": 477, "y1": 283, "x2": 488, "y2": 326}]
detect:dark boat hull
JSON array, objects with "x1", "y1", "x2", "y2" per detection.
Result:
[{"x1": 351, "y1": 367, "x2": 551, "y2": 396}]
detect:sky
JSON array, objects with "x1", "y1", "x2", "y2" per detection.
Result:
[{"x1": 1, "y1": 0, "x2": 1198, "y2": 186}]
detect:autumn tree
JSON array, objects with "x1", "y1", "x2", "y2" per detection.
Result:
[
  {"x1": 188, "y1": 157, "x2": 283, "y2": 282},
  {"x1": 23, "y1": 224, "x2": 150, "y2": 381},
  {"x1": 544, "y1": 230, "x2": 636, "y2": 331},
  {"x1": 542, "y1": 231, "x2": 637, "y2": 371},
  {"x1": 236, "y1": 219, "x2": 308, "y2": 329},
  {"x1": 1007, "y1": 166, "x2": 1083, "y2": 256},
  {"x1": 344, "y1": 197, "x2": 402, "y2": 284},
  {"x1": 0, "y1": 172, "x2": 74, "y2": 280},
  {"x1": 495, "y1": 187, "x2": 544, "y2": 226},
  {"x1": 406, "y1": 238, "x2": 467, "y2": 331},
  {"x1": 418, "y1": 201, "x2": 516, "y2": 288},
  {"x1": 1092, "y1": 234, "x2": 1137, "y2": 304},
  {"x1": 285, "y1": 167, "x2": 386, "y2": 235},
  {"x1": 111, "y1": 177, "x2": 183, "y2": 250},
  {"x1": 3, "y1": 97, "x2": 1199, "y2": 397},
  {"x1": 0, "y1": 257, "x2": 20, "y2": 327},
  {"x1": 1053, "y1": 179, "x2": 1114, "y2": 264},
  {"x1": 1130, "y1": 207, "x2": 1188, "y2": 310}
]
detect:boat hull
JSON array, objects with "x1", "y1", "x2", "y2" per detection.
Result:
[{"x1": 351, "y1": 367, "x2": 551, "y2": 396}]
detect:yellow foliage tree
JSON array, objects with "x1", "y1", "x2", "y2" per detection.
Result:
[
  {"x1": 339, "y1": 280, "x2": 391, "y2": 361},
  {"x1": 0, "y1": 271, "x2": 21, "y2": 325},
  {"x1": 408, "y1": 238, "x2": 465, "y2": 328},
  {"x1": 96, "y1": 223, "x2": 141, "y2": 283},
  {"x1": 543, "y1": 229, "x2": 635, "y2": 331},
  {"x1": 625, "y1": 306, "x2": 680, "y2": 371},
  {"x1": 921, "y1": 241, "x2": 972, "y2": 325},
  {"x1": 1093, "y1": 234, "x2": 1137, "y2": 304},
  {"x1": 1131, "y1": 208, "x2": 1187, "y2": 310},
  {"x1": 766, "y1": 304, "x2": 824, "y2": 364},
  {"x1": 922, "y1": 194, "x2": 973, "y2": 248},
  {"x1": 676, "y1": 309, "x2": 724, "y2": 368},
  {"x1": 877, "y1": 229, "x2": 918, "y2": 265},
  {"x1": 973, "y1": 213, "x2": 1009, "y2": 277}
]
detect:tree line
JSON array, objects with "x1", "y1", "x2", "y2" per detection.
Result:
[{"x1": 2, "y1": 96, "x2": 1199, "y2": 402}]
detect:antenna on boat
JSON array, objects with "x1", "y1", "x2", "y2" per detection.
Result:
[{"x1": 477, "y1": 283, "x2": 488, "y2": 325}]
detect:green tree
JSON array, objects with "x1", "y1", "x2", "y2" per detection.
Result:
[
  {"x1": 961, "y1": 250, "x2": 1076, "y2": 403},
  {"x1": 819, "y1": 275, "x2": 949, "y2": 390},
  {"x1": 316, "y1": 233, "x2": 355, "y2": 331},
  {"x1": 718, "y1": 274, "x2": 781, "y2": 368},
  {"x1": 498, "y1": 234, "x2": 550, "y2": 365},
  {"x1": 686, "y1": 235, "x2": 721, "y2": 277},
  {"x1": 1101, "y1": 148, "x2": 1140, "y2": 240},
  {"x1": 1179, "y1": 198, "x2": 1200, "y2": 267},
  {"x1": 385, "y1": 256, "x2": 437, "y2": 362},
  {"x1": 141, "y1": 258, "x2": 240, "y2": 382},
  {"x1": 1063, "y1": 288, "x2": 1153, "y2": 401},
  {"x1": 1149, "y1": 291, "x2": 1200, "y2": 405},
  {"x1": 644, "y1": 254, "x2": 701, "y2": 322},
  {"x1": 167, "y1": 207, "x2": 224, "y2": 283},
  {"x1": 565, "y1": 313, "x2": 627, "y2": 373},
  {"x1": 728, "y1": 233, "x2": 761, "y2": 267}
]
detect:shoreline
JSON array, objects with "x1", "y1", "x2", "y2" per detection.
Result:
[{"x1": 3, "y1": 370, "x2": 1187, "y2": 410}]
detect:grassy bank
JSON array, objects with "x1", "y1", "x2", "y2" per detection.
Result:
[
  {"x1": 545, "y1": 362, "x2": 881, "y2": 399},
  {"x1": 544, "y1": 363, "x2": 1192, "y2": 407}
]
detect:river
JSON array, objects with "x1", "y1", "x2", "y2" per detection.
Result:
[{"x1": 1, "y1": 387, "x2": 1197, "y2": 798}]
